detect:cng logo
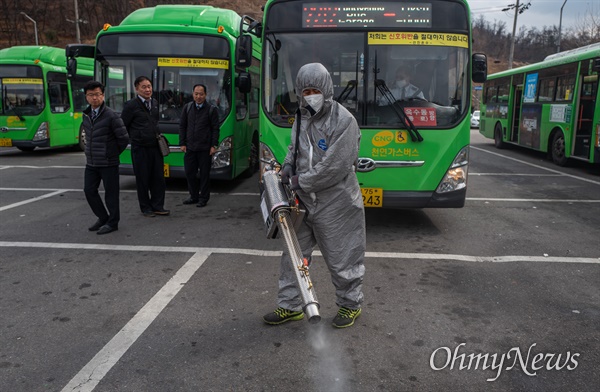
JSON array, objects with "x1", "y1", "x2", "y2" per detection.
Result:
[
  {"x1": 372, "y1": 130, "x2": 409, "y2": 146},
  {"x1": 372, "y1": 130, "x2": 394, "y2": 147}
]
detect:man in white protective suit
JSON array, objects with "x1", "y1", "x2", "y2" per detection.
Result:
[
  {"x1": 382, "y1": 65, "x2": 425, "y2": 103},
  {"x1": 262, "y1": 63, "x2": 366, "y2": 329}
]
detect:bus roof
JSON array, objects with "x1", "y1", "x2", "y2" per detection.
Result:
[
  {"x1": 0, "y1": 45, "x2": 94, "y2": 73},
  {"x1": 117, "y1": 5, "x2": 243, "y2": 37},
  {"x1": 488, "y1": 44, "x2": 600, "y2": 80},
  {"x1": 0, "y1": 46, "x2": 67, "y2": 66}
]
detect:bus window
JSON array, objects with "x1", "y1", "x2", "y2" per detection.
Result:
[
  {"x1": 556, "y1": 74, "x2": 576, "y2": 101},
  {"x1": 47, "y1": 72, "x2": 70, "y2": 113},
  {"x1": 538, "y1": 78, "x2": 556, "y2": 102}
]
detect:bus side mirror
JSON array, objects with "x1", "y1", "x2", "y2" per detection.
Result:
[
  {"x1": 237, "y1": 71, "x2": 251, "y2": 94},
  {"x1": 66, "y1": 58, "x2": 77, "y2": 80},
  {"x1": 236, "y1": 35, "x2": 253, "y2": 67},
  {"x1": 472, "y1": 53, "x2": 487, "y2": 83}
]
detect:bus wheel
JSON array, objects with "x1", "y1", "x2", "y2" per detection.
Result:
[
  {"x1": 551, "y1": 131, "x2": 568, "y2": 166},
  {"x1": 78, "y1": 125, "x2": 86, "y2": 151},
  {"x1": 243, "y1": 134, "x2": 259, "y2": 178},
  {"x1": 17, "y1": 146, "x2": 35, "y2": 152},
  {"x1": 494, "y1": 124, "x2": 506, "y2": 149}
]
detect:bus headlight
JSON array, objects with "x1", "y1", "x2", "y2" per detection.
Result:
[
  {"x1": 212, "y1": 136, "x2": 232, "y2": 169},
  {"x1": 436, "y1": 146, "x2": 469, "y2": 193},
  {"x1": 32, "y1": 122, "x2": 49, "y2": 141}
]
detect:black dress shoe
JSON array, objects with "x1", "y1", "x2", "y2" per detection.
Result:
[
  {"x1": 154, "y1": 209, "x2": 170, "y2": 216},
  {"x1": 142, "y1": 211, "x2": 156, "y2": 217},
  {"x1": 88, "y1": 219, "x2": 107, "y2": 232},
  {"x1": 97, "y1": 225, "x2": 118, "y2": 235},
  {"x1": 196, "y1": 201, "x2": 207, "y2": 207},
  {"x1": 183, "y1": 198, "x2": 199, "y2": 205}
]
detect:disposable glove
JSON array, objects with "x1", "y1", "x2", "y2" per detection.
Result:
[{"x1": 280, "y1": 164, "x2": 294, "y2": 185}]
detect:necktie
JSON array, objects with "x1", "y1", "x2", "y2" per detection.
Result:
[
  {"x1": 145, "y1": 100, "x2": 151, "y2": 111},
  {"x1": 91, "y1": 110, "x2": 97, "y2": 121}
]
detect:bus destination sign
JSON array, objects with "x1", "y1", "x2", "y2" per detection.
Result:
[{"x1": 302, "y1": 2, "x2": 432, "y2": 28}]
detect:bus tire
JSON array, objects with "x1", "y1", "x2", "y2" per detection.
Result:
[
  {"x1": 242, "y1": 133, "x2": 259, "y2": 178},
  {"x1": 494, "y1": 124, "x2": 506, "y2": 149},
  {"x1": 17, "y1": 146, "x2": 35, "y2": 152},
  {"x1": 550, "y1": 131, "x2": 568, "y2": 166},
  {"x1": 77, "y1": 125, "x2": 86, "y2": 151}
]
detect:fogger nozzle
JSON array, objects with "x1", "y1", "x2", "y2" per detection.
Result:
[{"x1": 305, "y1": 303, "x2": 321, "y2": 324}]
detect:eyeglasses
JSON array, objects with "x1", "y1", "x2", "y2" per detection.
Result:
[{"x1": 86, "y1": 93, "x2": 104, "y2": 98}]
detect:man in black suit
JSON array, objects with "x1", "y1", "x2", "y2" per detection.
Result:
[
  {"x1": 82, "y1": 81, "x2": 129, "y2": 235},
  {"x1": 121, "y1": 76, "x2": 170, "y2": 217}
]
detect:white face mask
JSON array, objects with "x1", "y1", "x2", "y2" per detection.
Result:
[
  {"x1": 303, "y1": 94, "x2": 324, "y2": 113},
  {"x1": 396, "y1": 80, "x2": 408, "y2": 89}
]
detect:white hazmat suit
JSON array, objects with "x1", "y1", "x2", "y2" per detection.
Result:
[{"x1": 277, "y1": 63, "x2": 366, "y2": 312}]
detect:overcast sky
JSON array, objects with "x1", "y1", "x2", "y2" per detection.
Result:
[{"x1": 469, "y1": 0, "x2": 594, "y2": 31}]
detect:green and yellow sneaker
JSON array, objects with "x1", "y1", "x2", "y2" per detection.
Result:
[
  {"x1": 263, "y1": 307, "x2": 304, "y2": 325},
  {"x1": 332, "y1": 307, "x2": 362, "y2": 328}
]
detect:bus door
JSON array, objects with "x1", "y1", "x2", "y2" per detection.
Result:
[
  {"x1": 46, "y1": 72, "x2": 74, "y2": 146},
  {"x1": 572, "y1": 75, "x2": 598, "y2": 158},
  {"x1": 510, "y1": 85, "x2": 523, "y2": 142}
]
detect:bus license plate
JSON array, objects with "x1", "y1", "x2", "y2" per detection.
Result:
[
  {"x1": 0, "y1": 138, "x2": 12, "y2": 147},
  {"x1": 163, "y1": 163, "x2": 170, "y2": 178},
  {"x1": 361, "y1": 188, "x2": 383, "y2": 207}
]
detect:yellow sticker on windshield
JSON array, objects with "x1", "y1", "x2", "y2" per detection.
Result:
[
  {"x1": 158, "y1": 58, "x2": 229, "y2": 69},
  {"x1": 368, "y1": 32, "x2": 468, "y2": 48},
  {"x1": 3, "y1": 78, "x2": 43, "y2": 84}
]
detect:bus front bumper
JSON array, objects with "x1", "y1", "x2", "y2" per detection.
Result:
[
  {"x1": 381, "y1": 188, "x2": 466, "y2": 208},
  {"x1": 9, "y1": 139, "x2": 51, "y2": 149}
]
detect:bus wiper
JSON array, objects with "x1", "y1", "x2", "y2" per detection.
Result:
[
  {"x1": 11, "y1": 107, "x2": 25, "y2": 121},
  {"x1": 335, "y1": 80, "x2": 357, "y2": 102},
  {"x1": 375, "y1": 79, "x2": 423, "y2": 142}
]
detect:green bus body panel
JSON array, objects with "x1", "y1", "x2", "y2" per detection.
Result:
[
  {"x1": 0, "y1": 46, "x2": 94, "y2": 149},
  {"x1": 480, "y1": 44, "x2": 600, "y2": 163}
]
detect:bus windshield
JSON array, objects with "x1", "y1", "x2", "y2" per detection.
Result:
[
  {"x1": 264, "y1": 32, "x2": 469, "y2": 128},
  {"x1": 96, "y1": 33, "x2": 232, "y2": 123},
  {"x1": 0, "y1": 65, "x2": 44, "y2": 116}
]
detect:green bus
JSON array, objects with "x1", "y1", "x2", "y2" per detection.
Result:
[
  {"x1": 66, "y1": 5, "x2": 261, "y2": 179},
  {"x1": 0, "y1": 46, "x2": 93, "y2": 151},
  {"x1": 480, "y1": 43, "x2": 600, "y2": 166},
  {"x1": 246, "y1": 0, "x2": 487, "y2": 208}
]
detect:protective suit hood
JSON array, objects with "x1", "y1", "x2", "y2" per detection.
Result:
[{"x1": 295, "y1": 63, "x2": 334, "y2": 116}]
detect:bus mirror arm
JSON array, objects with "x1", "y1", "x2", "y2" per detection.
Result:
[{"x1": 375, "y1": 79, "x2": 423, "y2": 142}]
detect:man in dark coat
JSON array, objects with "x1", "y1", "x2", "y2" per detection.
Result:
[
  {"x1": 179, "y1": 84, "x2": 220, "y2": 207},
  {"x1": 82, "y1": 80, "x2": 129, "y2": 235},
  {"x1": 121, "y1": 76, "x2": 170, "y2": 217}
]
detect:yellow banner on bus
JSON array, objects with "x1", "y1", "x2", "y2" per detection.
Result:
[
  {"x1": 2, "y1": 78, "x2": 43, "y2": 84},
  {"x1": 368, "y1": 32, "x2": 468, "y2": 48},
  {"x1": 158, "y1": 58, "x2": 229, "y2": 69}
]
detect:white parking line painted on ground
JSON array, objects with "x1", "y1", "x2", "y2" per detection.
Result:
[
  {"x1": 1, "y1": 187, "x2": 597, "y2": 204},
  {"x1": 0, "y1": 241, "x2": 597, "y2": 264},
  {"x1": 0, "y1": 190, "x2": 69, "y2": 212},
  {"x1": 468, "y1": 198, "x2": 600, "y2": 203},
  {"x1": 471, "y1": 146, "x2": 600, "y2": 186},
  {"x1": 60, "y1": 251, "x2": 211, "y2": 392},
  {"x1": 0, "y1": 165, "x2": 84, "y2": 169}
]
